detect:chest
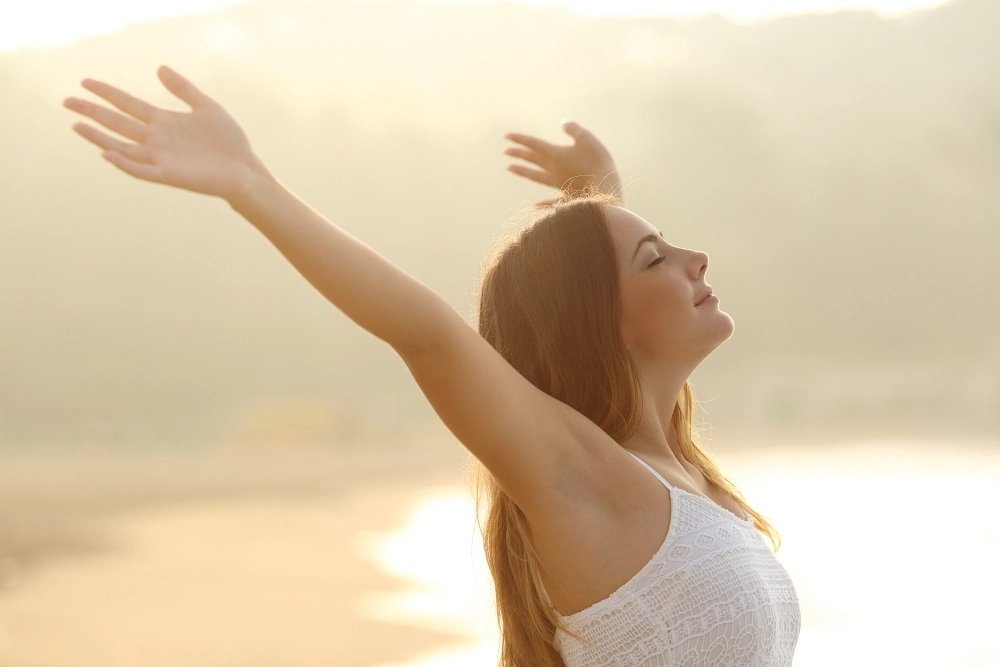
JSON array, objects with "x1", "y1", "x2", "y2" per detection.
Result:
[
  {"x1": 533, "y1": 465, "x2": 746, "y2": 616},
  {"x1": 554, "y1": 493, "x2": 801, "y2": 666}
]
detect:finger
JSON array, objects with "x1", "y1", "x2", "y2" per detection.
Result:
[
  {"x1": 157, "y1": 65, "x2": 212, "y2": 109},
  {"x1": 562, "y1": 119, "x2": 616, "y2": 168},
  {"x1": 63, "y1": 96, "x2": 146, "y2": 143},
  {"x1": 561, "y1": 119, "x2": 594, "y2": 144},
  {"x1": 562, "y1": 120, "x2": 607, "y2": 153},
  {"x1": 72, "y1": 122, "x2": 151, "y2": 163},
  {"x1": 101, "y1": 150, "x2": 165, "y2": 184},
  {"x1": 81, "y1": 78, "x2": 157, "y2": 123},
  {"x1": 502, "y1": 145, "x2": 554, "y2": 170},
  {"x1": 533, "y1": 196, "x2": 563, "y2": 208},
  {"x1": 506, "y1": 163, "x2": 559, "y2": 188},
  {"x1": 504, "y1": 132, "x2": 559, "y2": 157}
]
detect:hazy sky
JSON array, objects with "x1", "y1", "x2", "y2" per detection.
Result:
[{"x1": 3, "y1": 0, "x2": 951, "y2": 52}]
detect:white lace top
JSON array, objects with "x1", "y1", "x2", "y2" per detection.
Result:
[{"x1": 552, "y1": 452, "x2": 800, "y2": 667}]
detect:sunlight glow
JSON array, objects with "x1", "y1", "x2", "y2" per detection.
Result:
[
  {"x1": 1, "y1": 0, "x2": 246, "y2": 51},
  {"x1": 356, "y1": 490, "x2": 500, "y2": 667},
  {"x1": 2, "y1": 0, "x2": 952, "y2": 52},
  {"x1": 433, "y1": 0, "x2": 950, "y2": 19}
]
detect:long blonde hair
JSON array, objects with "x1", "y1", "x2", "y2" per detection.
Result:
[{"x1": 472, "y1": 196, "x2": 778, "y2": 667}]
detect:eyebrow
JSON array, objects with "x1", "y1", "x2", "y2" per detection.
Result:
[{"x1": 631, "y1": 231, "x2": 664, "y2": 262}]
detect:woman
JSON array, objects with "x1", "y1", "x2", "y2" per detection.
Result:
[{"x1": 63, "y1": 66, "x2": 800, "y2": 667}]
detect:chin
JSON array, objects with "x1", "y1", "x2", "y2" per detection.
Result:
[
  {"x1": 721, "y1": 310, "x2": 736, "y2": 339},
  {"x1": 712, "y1": 309, "x2": 736, "y2": 344},
  {"x1": 686, "y1": 320, "x2": 735, "y2": 363}
]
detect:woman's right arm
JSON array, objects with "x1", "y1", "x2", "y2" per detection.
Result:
[
  {"x1": 233, "y1": 173, "x2": 607, "y2": 514},
  {"x1": 64, "y1": 67, "x2": 613, "y2": 514},
  {"x1": 230, "y1": 168, "x2": 460, "y2": 356},
  {"x1": 64, "y1": 66, "x2": 449, "y2": 354}
]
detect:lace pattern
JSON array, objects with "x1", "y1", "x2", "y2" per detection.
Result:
[{"x1": 554, "y1": 478, "x2": 800, "y2": 667}]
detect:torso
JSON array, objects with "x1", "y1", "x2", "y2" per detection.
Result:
[
  {"x1": 531, "y1": 447, "x2": 743, "y2": 616},
  {"x1": 525, "y1": 445, "x2": 800, "y2": 667}
]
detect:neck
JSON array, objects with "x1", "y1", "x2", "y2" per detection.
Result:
[{"x1": 622, "y1": 361, "x2": 695, "y2": 465}]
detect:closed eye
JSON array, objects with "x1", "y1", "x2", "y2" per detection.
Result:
[{"x1": 648, "y1": 256, "x2": 666, "y2": 268}]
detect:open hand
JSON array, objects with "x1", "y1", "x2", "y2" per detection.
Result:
[
  {"x1": 63, "y1": 66, "x2": 262, "y2": 204},
  {"x1": 503, "y1": 120, "x2": 622, "y2": 207}
]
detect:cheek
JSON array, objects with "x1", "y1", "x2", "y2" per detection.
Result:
[{"x1": 619, "y1": 275, "x2": 689, "y2": 346}]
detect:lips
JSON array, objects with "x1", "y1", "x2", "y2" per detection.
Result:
[{"x1": 695, "y1": 288, "x2": 713, "y2": 306}]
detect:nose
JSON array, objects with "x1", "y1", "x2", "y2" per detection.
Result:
[{"x1": 689, "y1": 249, "x2": 708, "y2": 280}]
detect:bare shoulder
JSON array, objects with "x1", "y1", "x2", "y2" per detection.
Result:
[
  {"x1": 523, "y1": 426, "x2": 676, "y2": 616},
  {"x1": 532, "y1": 417, "x2": 644, "y2": 514},
  {"x1": 399, "y1": 311, "x2": 665, "y2": 528},
  {"x1": 401, "y1": 310, "x2": 655, "y2": 516}
]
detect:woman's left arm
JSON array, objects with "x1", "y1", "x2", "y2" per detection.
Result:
[{"x1": 503, "y1": 120, "x2": 624, "y2": 206}]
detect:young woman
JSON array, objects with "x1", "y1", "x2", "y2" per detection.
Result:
[{"x1": 64, "y1": 66, "x2": 800, "y2": 667}]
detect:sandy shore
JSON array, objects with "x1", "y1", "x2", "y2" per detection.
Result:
[
  {"x1": 0, "y1": 436, "x2": 477, "y2": 667},
  {"x1": 4, "y1": 436, "x2": 999, "y2": 667}
]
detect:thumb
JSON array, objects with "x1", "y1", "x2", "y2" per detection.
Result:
[{"x1": 561, "y1": 119, "x2": 591, "y2": 142}]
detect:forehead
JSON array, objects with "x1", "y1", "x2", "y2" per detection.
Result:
[{"x1": 604, "y1": 206, "x2": 661, "y2": 261}]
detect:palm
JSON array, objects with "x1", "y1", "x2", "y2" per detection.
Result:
[
  {"x1": 144, "y1": 105, "x2": 253, "y2": 198},
  {"x1": 64, "y1": 66, "x2": 257, "y2": 201}
]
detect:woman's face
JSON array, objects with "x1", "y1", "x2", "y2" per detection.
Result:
[{"x1": 606, "y1": 206, "x2": 734, "y2": 368}]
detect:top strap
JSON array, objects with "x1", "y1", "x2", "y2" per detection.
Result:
[{"x1": 627, "y1": 452, "x2": 674, "y2": 491}]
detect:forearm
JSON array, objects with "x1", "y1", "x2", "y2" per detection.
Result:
[{"x1": 230, "y1": 163, "x2": 460, "y2": 355}]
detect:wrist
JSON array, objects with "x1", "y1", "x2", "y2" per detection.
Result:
[{"x1": 227, "y1": 156, "x2": 280, "y2": 216}]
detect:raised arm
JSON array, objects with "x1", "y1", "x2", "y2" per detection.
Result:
[
  {"x1": 504, "y1": 120, "x2": 624, "y2": 207},
  {"x1": 63, "y1": 68, "x2": 613, "y2": 515},
  {"x1": 64, "y1": 67, "x2": 453, "y2": 354}
]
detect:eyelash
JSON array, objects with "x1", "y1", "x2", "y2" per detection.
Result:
[{"x1": 648, "y1": 256, "x2": 666, "y2": 267}]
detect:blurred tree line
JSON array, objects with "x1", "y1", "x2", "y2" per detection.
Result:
[{"x1": 1, "y1": 0, "x2": 997, "y2": 450}]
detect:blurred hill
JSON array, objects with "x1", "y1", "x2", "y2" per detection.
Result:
[{"x1": 1, "y1": 0, "x2": 998, "y2": 449}]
